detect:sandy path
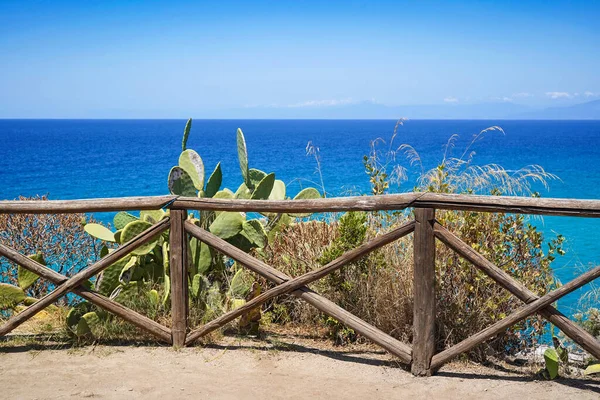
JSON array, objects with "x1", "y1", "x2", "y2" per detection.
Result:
[{"x1": 1, "y1": 338, "x2": 599, "y2": 400}]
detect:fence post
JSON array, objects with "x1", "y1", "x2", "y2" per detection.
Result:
[
  {"x1": 412, "y1": 207, "x2": 436, "y2": 376},
  {"x1": 170, "y1": 209, "x2": 188, "y2": 348}
]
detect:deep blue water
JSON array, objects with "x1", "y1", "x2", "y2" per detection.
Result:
[{"x1": 1, "y1": 119, "x2": 600, "y2": 315}]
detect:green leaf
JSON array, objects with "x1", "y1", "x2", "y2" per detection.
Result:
[
  {"x1": 18, "y1": 253, "x2": 45, "y2": 290},
  {"x1": 168, "y1": 166, "x2": 197, "y2": 197},
  {"x1": 214, "y1": 188, "x2": 234, "y2": 199},
  {"x1": 269, "y1": 180, "x2": 286, "y2": 200},
  {"x1": 209, "y1": 212, "x2": 245, "y2": 239},
  {"x1": 118, "y1": 256, "x2": 138, "y2": 284},
  {"x1": 0, "y1": 283, "x2": 26, "y2": 309},
  {"x1": 228, "y1": 268, "x2": 252, "y2": 298},
  {"x1": 140, "y1": 210, "x2": 165, "y2": 224},
  {"x1": 96, "y1": 255, "x2": 133, "y2": 296},
  {"x1": 248, "y1": 169, "x2": 267, "y2": 188},
  {"x1": 192, "y1": 241, "x2": 212, "y2": 275},
  {"x1": 84, "y1": 223, "x2": 115, "y2": 242},
  {"x1": 204, "y1": 162, "x2": 223, "y2": 198},
  {"x1": 179, "y1": 149, "x2": 205, "y2": 190},
  {"x1": 182, "y1": 118, "x2": 192, "y2": 151},
  {"x1": 242, "y1": 220, "x2": 267, "y2": 248},
  {"x1": 237, "y1": 128, "x2": 250, "y2": 188},
  {"x1": 584, "y1": 364, "x2": 600, "y2": 375},
  {"x1": 121, "y1": 220, "x2": 159, "y2": 255},
  {"x1": 544, "y1": 348, "x2": 559, "y2": 379},
  {"x1": 113, "y1": 212, "x2": 139, "y2": 230},
  {"x1": 251, "y1": 173, "x2": 275, "y2": 200},
  {"x1": 148, "y1": 289, "x2": 159, "y2": 306},
  {"x1": 293, "y1": 187, "x2": 321, "y2": 200},
  {"x1": 234, "y1": 183, "x2": 252, "y2": 199},
  {"x1": 162, "y1": 275, "x2": 171, "y2": 306}
]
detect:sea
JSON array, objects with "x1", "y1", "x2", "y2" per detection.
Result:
[{"x1": 1, "y1": 119, "x2": 599, "y2": 316}]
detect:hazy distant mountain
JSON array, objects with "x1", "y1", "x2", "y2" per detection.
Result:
[
  {"x1": 204, "y1": 99, "x2": 600, "y2": 120},
  {"x1": 514, "y1": 99, "x2": 600, "y2": 120}
]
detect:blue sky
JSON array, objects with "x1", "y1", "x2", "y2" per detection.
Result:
[{"x1": 0, "y1": 0, "x2": 599, "y2": 118}]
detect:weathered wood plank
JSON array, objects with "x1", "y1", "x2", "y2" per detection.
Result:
[
  {"x1": 185, "y1": 219, "x2": 416, "y2": 342},
  {"x1": 430, "y1": 261, "x2": 600, "y2": 369},
  {"x1": 183, "y1": 221, "x2": 414, "y2": 364},
  {"x1": 0, "y1": 218, "x2": 170, "y2": 336},
  {"x1": 169, "y1": 193, "x2": 600, "y2": 217},
  {"x1": 433, "y1": 222, "x2": 600, "y2": 362},
  {"x1": 169, "y1": 209, "x2": 187, "y2": 348},
  {"x1": 2, "y1": 193, "x2": 600, "y2": 217},
  {"x1": 0, "y1": 243, "x2": 172, "y2": 342},
  {"x1": 0, "y1": 196, "x2": 177, "y2": 214},
  {"x1": 412, "y1": 208, "x2": 436, "y2": 376}
]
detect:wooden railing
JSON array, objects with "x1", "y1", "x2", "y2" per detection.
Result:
[{"x1": 2, "y1": 193, "x2": 600, "y2": 376}]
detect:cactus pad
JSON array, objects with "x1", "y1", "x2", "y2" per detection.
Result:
[
  {"x1": 168, "y1": 166, "x2": 197, "y2": 197},
  {"x1": 182, "y1": 118, "x2": 192, "y2": 151},
  {"x1": 179, "y1": 149, "x2": 205, "y2": 190},
  {"x1": 121, "y1": 220, "x2": 160, "y2": 255},
  {"x1": 84, "y1": 223, "x2": 116, "y2": 242},
  {"x1": 251, "y1": 173, "x2": 275, "y2": 200},
  {"x1": 209, "y1": 212, "x2": 245, "y2": 239},
  {"x1": 237, "y1": 128, "x2": 250, "y2": 188},
  {"x1": 113, "y1": 212, "x2": 139, "y2": 230},
  {"x1": 204, "y1": 162, "x2": 223, "y2": 198}
]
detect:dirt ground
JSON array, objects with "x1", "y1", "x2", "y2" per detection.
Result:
[{"x1": 1, "y1": 333, "x2": 599, "y2": 400}]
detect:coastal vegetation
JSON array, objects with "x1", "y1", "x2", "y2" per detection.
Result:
[{"x1": 1, "y1": 119, "x2": 597, "y2": 375}]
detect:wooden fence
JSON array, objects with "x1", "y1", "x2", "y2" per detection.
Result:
[{"x1": 1, "y1": 193, "x2": 600, "y2": 376}]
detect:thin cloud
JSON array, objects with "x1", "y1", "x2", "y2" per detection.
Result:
[
  {"x1": 584, "y1": 91, "x2": 599, "y2": 97},
  {"x1": 443, "y1": 97, "x2": 458, "y2": 103},
  {"x1": 546, "y1": 92, "x2": 572, "y2": 99},
  {"x1": 512, "y1": 92, "x2": 533, "y2": 98},
  {"x1": 286, "y1": 98, "x2": 356, "y2": 108}
]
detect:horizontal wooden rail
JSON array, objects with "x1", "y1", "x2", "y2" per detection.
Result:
[
  {"x1": 2, "y1": 193, "x2": 600, "y2": 217},
  {"x1": 0, "y1": 195, "x2": 177, "y2": 214}
]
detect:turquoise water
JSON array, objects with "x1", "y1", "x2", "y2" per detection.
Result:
[{"x1": 1, "y1": 119, "x2": 599, "y2": 314}]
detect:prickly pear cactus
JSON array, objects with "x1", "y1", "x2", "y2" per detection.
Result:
[
  {"x1": 0, "y1": 283, "x2": 26, "y2": 309},
  {"x1": 84, "y1": 223, "x2": 116, "y2": 242},
  {"x1": 168, "y1": 166, "x2": 197, "y2": 197},
  {"x1": 120, "y1": 220, "x2": 159, "y2": 255},
  {"x1": 113, "y1": 212, "x2": 139, "y2": 230},
  {"x1": 179, "y1": 149, "x2": 205, "y2": 191},
  {"x1": 182, "y1": 118, "x2": 192, "y2": 151},
  {"x1": 209, "y1": 212, "x2": 245, "y2": 239},
  {"x1": 204, "y1": 162, "x2": 223, "y2": 198}
]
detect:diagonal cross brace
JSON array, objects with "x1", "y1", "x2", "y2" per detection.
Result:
[
  {"x1": 434, "y1": 222, "x2": 600, "y2": 361},
  {"x1": 0, "y1": 242, "x2": 171, "y2": 342},
  {"x1": 430, "y1": 242, "x2": 600, "y2": 369},
  {"x1": 184, "y1": 220, "x2": 415, "y2": 364},
  {"x1": 0, "y1": 218, "x2": 170, "y2": 337}
]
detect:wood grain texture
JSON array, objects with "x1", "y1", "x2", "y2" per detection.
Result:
[
  {"x1": 170, "y1": 193, "x2": 600, "y2": 217},
  {"x1": 0, "y1": 196, "x2": 177, "y2": 214},
  {"x1": 411, "y1": 208, "x2": 436, "y2": 376},
  {"x1": 169, "y1": 209, "x2": 188, "y2": 348},
  {"x1": 434, "y1": 222, "x2": 600, "y2": 363},
  {"x1": 183, "y1": 221, "x2": 414, "y2": 363},
  {"x1": 2, "y1": 193, "x2": 600, "y2": 217},
  {"x1": 431, "y1": 260, "x2": 600, "y2": 369},
  {"x1": 0, "y1": 218, "x2": 170, "y2": 336},
  {"x1": 0, "y1": 243, "x2": 171, "y2": 342}
]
